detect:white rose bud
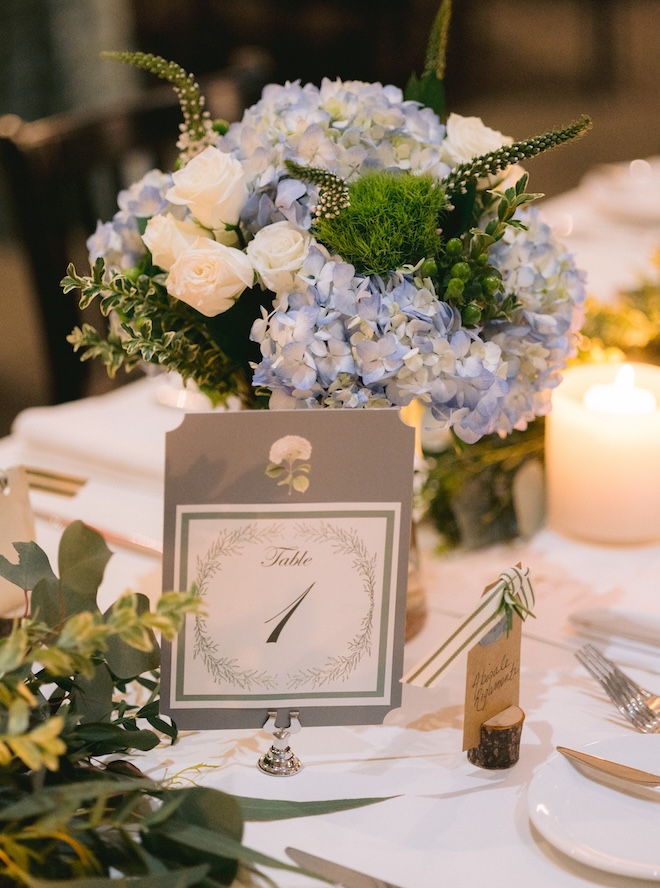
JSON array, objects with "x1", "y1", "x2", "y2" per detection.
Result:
[
  {"x1": 166, "y1": 145, "x2": 248, "y2": 230},
  {"x1": 142, "y1": 214, "x2": 207, "y2": 271},
  {"x1": 166, "y1": 237, "x2": 254, "y2": 317},
  {"x1": 440, "y1": 113, "x2": 512, "y2": 167},
  {"x1": 246, "y1": 221, "x2": 311, "y2": 293}
]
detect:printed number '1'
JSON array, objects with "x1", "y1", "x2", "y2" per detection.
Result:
[{"x1": 265, "y1": 582, "x2": 315, "y2": 643}]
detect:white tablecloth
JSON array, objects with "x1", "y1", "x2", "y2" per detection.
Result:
[
  {"x1": 2, "y1": 376, "x2": 660, "y2": 888},
  {"x1": 2, "y1": 164, "x2": 660, "y2": 888}
]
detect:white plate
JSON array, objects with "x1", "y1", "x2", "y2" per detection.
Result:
[
  {"x1": 528, "y1": 736, "x2": 660, "y2": 880},
  {"x1": 581, "y1": 158, "x2": 660, "y2": 225}
]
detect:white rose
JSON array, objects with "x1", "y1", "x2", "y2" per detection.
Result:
[
  {"x1": 440, "y1": 113, "x2": 512, "y2": 167},
  {"x1": 142, "y1": 214, "x2": 207, "y2": 271},
  {"x1": 246, "y1": 221, "x2": 311, "y2": 293},
  {"x1": 166, "y1": 146, "x2": 248, "y2": 230},
  {"x1": 166, "y1": 237, "x2": 254, "y2": 316}
]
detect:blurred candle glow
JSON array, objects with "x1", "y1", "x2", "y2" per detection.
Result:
[
  {"x1": 546, "y1": 363, "x2": 660, "y2": 544},
  {"x1": 582, "y1": 363, "x2": 656, "y2": 415}
]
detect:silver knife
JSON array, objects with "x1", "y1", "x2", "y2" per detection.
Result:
[
  {"x1": 286, "y1": 847, "x2": 404, "y2": 888},
  {"x1": 569, "y1": 608, "x2": 660, "y2": 650},
  {"x1": 556, "y1": 746, "x2": 660, "y2": 786}
]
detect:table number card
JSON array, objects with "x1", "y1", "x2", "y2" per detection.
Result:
[{"x1": 160, "y1": 409, "x2": 415, "y2": 730}]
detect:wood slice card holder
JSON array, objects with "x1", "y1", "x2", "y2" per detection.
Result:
[{"x1": 467, "y1": 704, "x2": 525, "y2": 769}]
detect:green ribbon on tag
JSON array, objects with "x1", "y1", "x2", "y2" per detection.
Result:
[{"x1": 402, "y1": 565, "x2": 535, "y2": 688}]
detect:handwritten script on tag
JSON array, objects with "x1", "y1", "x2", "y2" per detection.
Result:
[{"x1": 462, "y1": 611, "x2": 522, "y2": 751}]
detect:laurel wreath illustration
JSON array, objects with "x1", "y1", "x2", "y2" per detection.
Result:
[
  {"x1": 286, "y1": 521, "x2": 376, "y2": 690},
  {"x1": 192, "y1": 523, "x2": 282, "y2": 690},
  {"x1": 191, "y1": 519, "x2": 377, "y2": 692}
]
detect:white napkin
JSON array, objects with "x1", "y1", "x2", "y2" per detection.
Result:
[
  {"x1": 0, "y1": 466, "x2": 35, "y2": 615},
  {"x1": 11, "y1": 378, "x2": 184, "y2": 493},
  {"x1": 567, "y1": 607, "x2": 660, "y2": 676},
  {"x1": 580, "y1": 156, "x2": 660, "y2": 225}
]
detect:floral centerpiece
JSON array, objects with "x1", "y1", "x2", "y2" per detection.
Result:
[{"x1": 63, "y1": 0, "x2": 589, "y2": 447}]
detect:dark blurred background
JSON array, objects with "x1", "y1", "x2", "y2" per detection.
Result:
[{"x1": 1, "y1": 0, "x2": 659, "y2": 434}]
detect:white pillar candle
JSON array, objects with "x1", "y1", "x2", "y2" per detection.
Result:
[{"x1": 546, "y1": 362, "x2": 660, "y2": 544}]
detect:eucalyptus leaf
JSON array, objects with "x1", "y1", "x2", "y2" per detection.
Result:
[
  {"x1": 145, "y1": 713, "x2": 178, "y2": 742},
  {"x1": 71, "y1": 721, "x2": 160, "y2": 754},
  {"x1": 58, "y1": 521, "x2": 112, "y2": 605},
  {"x1": 105, "y1": 593, "x2": 160, "y2": 679},
  {"x1": 162, "y1": 785, "x2": 244, "y2": 841},
  {"x1": 0, "y1": 777, "x2": 158, "y2": 821},
  {"x1": 141, "y1": 787, "x2": 246, "y2": 886},
  {"x1": 0, "y1": 540, "x2": 55, "y2": 592},
  {"x1": 31, "y1": 577, "x2": 69, "y2": 629},
  {"x1": 143, "y1": 826, "x2": 238, "y2": 886},
  {"x1": 147, "y1": 820, "x2": 309, "y2": 883},
  {"x1": 70, "y1": 662, "x2": 115, "y2": 724},
  {"x1": 31, "y1": 523, "x2": 112, "y2": 629},
  {"x1": 237, "y1": 794, "x2": 396, "y2": 821},
  {"x1": 22, "y1": 865, "x2": 210, "y2": 888}
]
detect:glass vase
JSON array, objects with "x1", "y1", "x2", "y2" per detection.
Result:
[{"x1": 405, "y1": 517, "x2": 427, "y2": 640}]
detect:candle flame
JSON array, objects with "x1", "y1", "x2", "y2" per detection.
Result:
[
  {"x1": 629, "y1": 158, "x2": 653, "y2": 182},
  {"x1": 614, "y1": 363, "x2": 634, "y2": 390},
  {"x1": 583, "y1": 363, "x2": 657, "y2": 415}
]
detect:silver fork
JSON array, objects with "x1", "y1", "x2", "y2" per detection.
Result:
[{"x1": 575, "y1": 644, "x2": 660, "y2": 734}]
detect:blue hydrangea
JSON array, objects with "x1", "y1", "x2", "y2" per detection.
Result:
[
  {"x1": 87, "y1": 170, "x2": 176, "y2": 271},
  {"x1": 222, "y1": 78, "x2": 585, "y2": 441},
  {"x1": 220, "y1": 78, "x2": 449, "y2": 236},
  {"x1": 250, "y1": 207, "x2": 586, "y2": 443}
]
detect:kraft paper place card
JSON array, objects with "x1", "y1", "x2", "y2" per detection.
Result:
[
  {"x1": 160, "y1": 408, "x2": 415, "y2": 730},
  {"x1": 462, "y1": 608, "x2": 522, "y2": 751}
]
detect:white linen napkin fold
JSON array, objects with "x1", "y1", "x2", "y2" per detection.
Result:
[
  {"x1": 567, "y1": 607, "x2": 660, "y2": 675},
  {"x1": 569, "y1": 607, "x2": 660, "y2": 651},
  {"x1": 11, "y1": 378, "x2": 185, "y2": 493}
]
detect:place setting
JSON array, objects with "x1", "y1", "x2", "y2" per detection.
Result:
[
  {"x1": 528, "y1": 733, "x2": 660, "y2": 882},
  {"x1": 528, "y1": 641, "x2": 660, "y2": 884}
]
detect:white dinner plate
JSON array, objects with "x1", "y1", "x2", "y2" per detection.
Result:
[
  {"x1": 528, "y1": 736, "x2": 660, "y2": 880},
  {"x1": 581, "y1": 158, "x2": 660, "y2": 225}
]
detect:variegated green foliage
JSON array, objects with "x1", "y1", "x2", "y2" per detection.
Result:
[
  {"x1": 0, "y1": 523, "x2": 393, "y2": 886},
  {"x1": 62, "y1": 260, "x2": 269, "y2": 407}
]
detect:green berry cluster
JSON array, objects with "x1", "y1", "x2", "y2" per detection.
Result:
[{"x1": 430, "y1": 237, "x2": 518, "y2": 327}]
